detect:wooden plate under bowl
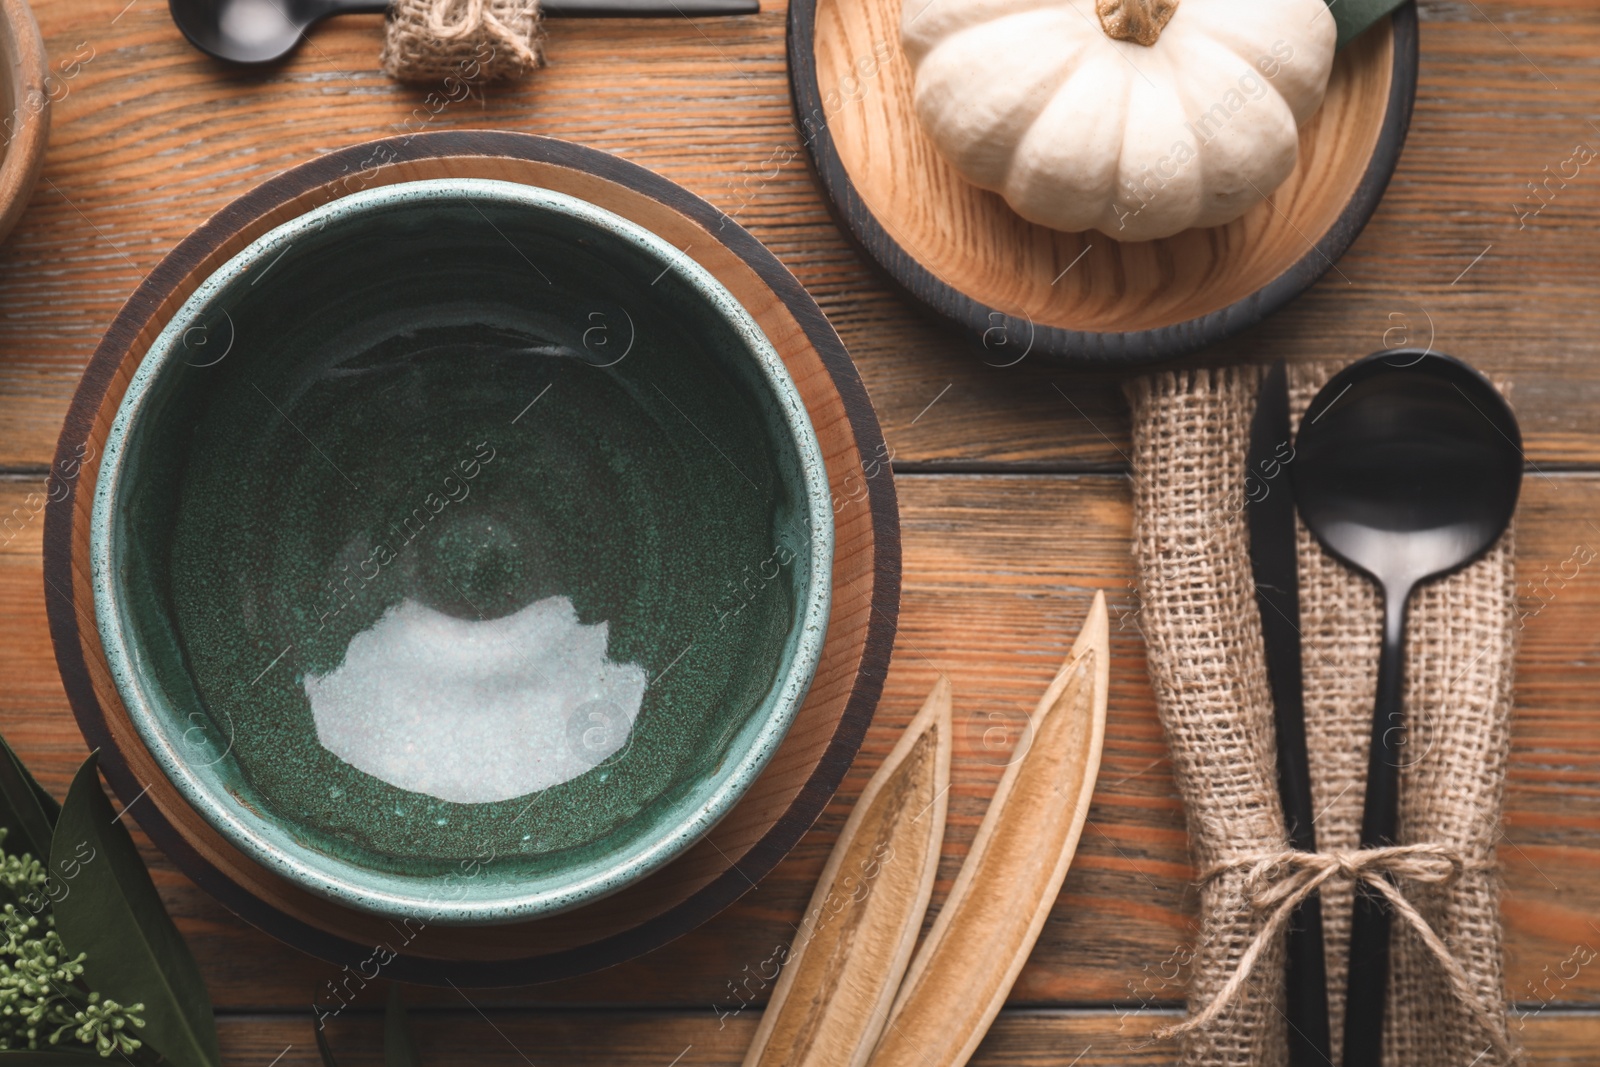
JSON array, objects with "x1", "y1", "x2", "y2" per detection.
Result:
[
  {"x1": 0, "y1": 0, "x2": 49, "y2": 246},
  {"x1": 44, "y1": 131, "x2": 901, "y2": 985},
  {"x1": 788, "y1": 0, "x2": 1419, "y2": 366}
]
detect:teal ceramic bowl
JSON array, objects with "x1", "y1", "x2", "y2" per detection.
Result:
[{"x1": 90, "y1": 179, "x2": 834, "y2": 924}]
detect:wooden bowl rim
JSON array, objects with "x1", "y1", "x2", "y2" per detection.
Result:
[
  {"x1": 43, "y1": 131, "x2": 902, "y2": 985},
  {"x1": 785, "y1": 0, "x2": 1420, "y2": 368},
  {"x1": 0, "y1": 0, "x2": 50, "y2": 246}
]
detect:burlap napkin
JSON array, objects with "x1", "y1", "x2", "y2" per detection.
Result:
[
  {"x1": 1126, "y1": 364, "x2": 1520, "y2": 1067},
  {"x1": 381, "y1": 0, "x2": 544, "y2": 84}
]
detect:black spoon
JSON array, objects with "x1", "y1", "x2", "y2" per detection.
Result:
[
  {"x1": 1292, "y1": 350, "x2": 1521, "y2": 1067},
  {"x1": 171, "y1": 0, "x2": 761, "y2": 66}
]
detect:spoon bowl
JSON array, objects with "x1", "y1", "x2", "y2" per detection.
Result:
[
  {"x1": 168, "y1": 0, "x2": 373, "y2": 66},
  {"x1": 1294, "y1": 354, "x2": 1520, "y2": 592},
  {"x1": 1292, "y1": 348, "x2": 1521, "y2": 1066}
]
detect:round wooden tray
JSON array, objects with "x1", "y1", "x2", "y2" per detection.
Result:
[
  {"x1": 787, "y1": 0, "x2": 1419, "y2": 367},
  {"x1": 0, "y1": 0, "x2": 50, "y2": 246},
  {"x1": 44, "y1": 131, "x2": 901, "y2": 985}
]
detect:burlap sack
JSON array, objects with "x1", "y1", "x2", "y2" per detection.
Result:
[
  {"x1": 1126, "y1": 364, "x2": 1519, "y2": 1067},
  {"x1": 381, "y1": 0, "x2": 544, "y2": 84}
]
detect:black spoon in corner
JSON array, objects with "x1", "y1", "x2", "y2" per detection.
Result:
[
  {"x1": 171, "y1": 0, "x2": 760, "y2": 66},
  {"x1": 1292, "y1": 350, "x2": 1521, "y2": 1066}
]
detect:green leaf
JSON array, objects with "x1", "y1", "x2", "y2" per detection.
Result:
[
  {"x1": 1328, "y1": 0, "x2": 1407, "y2": 50},
  {"x1": 0, "y1": 1052, "x2": 121, "y2": 1064},
  {"x1": 313, "y1": 1014, "x2": 342, "y2": 1067},
  {"x1": 384, "y1": 985, "x2": 420, "y2": 1067},
  {"x1": 0, "y1": 732, "x2": 58, "y2": 863},
  {"x1": 51, "y1": 755, "x2": 221, "y2": 1067}
]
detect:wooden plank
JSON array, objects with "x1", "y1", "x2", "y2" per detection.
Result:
[
  {"x1": 212, "y1": 1009, "x2": 1600, "y2": 1066},
  {"x1": 4, "y1": 1, "x2": 1600, "y2": 468},
  {"x1": 4, "y1": 473, "x2": 1598, "y2": 1011}
]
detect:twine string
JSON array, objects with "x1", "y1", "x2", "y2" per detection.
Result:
[
  {"x1": 1154, "y1": 843, "x2": 1519, "y2": 1064},
  {"x1": 423, "y1": 0, "x2": 542, "y2": 66}
]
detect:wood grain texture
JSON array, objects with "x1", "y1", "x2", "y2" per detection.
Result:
[
  {"x1": 794, "y1": 0, "x2": 1414, "y2": 363},
  {"x1": 0, "y1": 0, "x2": 48, "y2": 245},
  {"x1": 5, "y1": 2, "x2": 1600, "y2": 468},
  {"x1": 742, "y1": 677, "x2": 950, "y2": 1067},
  {"x1": 41, "y1": 132, "x2": 900, "y2": 985},
  {"x1": 6, "y1": 473, "x2": 1600, "y2": 1019},
  {"x1": 212, "y1": 1008, "x2": 1600, "y2": 1065},
  {"x1": 872, "y1": 597, "x2": 1108, "y2": 1067},
  {"x1": 0, "y1": 0, "x2": 1598, "y2": 1062}
]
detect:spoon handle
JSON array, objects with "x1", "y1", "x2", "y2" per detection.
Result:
[
  {"x1": 315, "y1": 0, "x2": 392, "y2": 13},
  {"x1": 1343, "y1": 591, "x2": 1409, "y2": 1066},
  {"x1": 543, "y1": 0, "x2": 760, "y2": 13}
]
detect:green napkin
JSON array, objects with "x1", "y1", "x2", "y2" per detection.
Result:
[{"x1": 1330, "y1": 0, "x2": 1408, "y2": 49}]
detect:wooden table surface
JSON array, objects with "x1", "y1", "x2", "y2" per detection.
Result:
[{"x1": 3, "y1": 0, "x2": 1600, "y2": 1063}]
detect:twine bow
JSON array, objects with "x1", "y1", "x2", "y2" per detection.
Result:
[
  {"x1": 1155, "y1": 843, "x2": 1520, "y2": 1064},
  {"x1": 424, "y1": 0, "x2": 542, "y2": 67}
]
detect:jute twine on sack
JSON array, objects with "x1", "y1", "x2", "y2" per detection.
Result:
[
  {"x1": 381, "y1": 0, "x2": 544, "y2": 84},
  {"x1": 1126, "y1": 364, "x2": 1520, "y2": 1067}
]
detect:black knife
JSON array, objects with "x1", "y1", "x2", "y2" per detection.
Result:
[{"x1": 1246, "y1": 361, "x2": 1331, "y2": 1067}]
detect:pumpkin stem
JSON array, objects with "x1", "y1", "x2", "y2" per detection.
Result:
[{"x1": 1096, "y1": 0, "x2": 1178, "y2": 45}]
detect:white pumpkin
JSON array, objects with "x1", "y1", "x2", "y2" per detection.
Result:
[{"x1": 901, "y1": 0, "x2": 1337, "y2": 240}]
